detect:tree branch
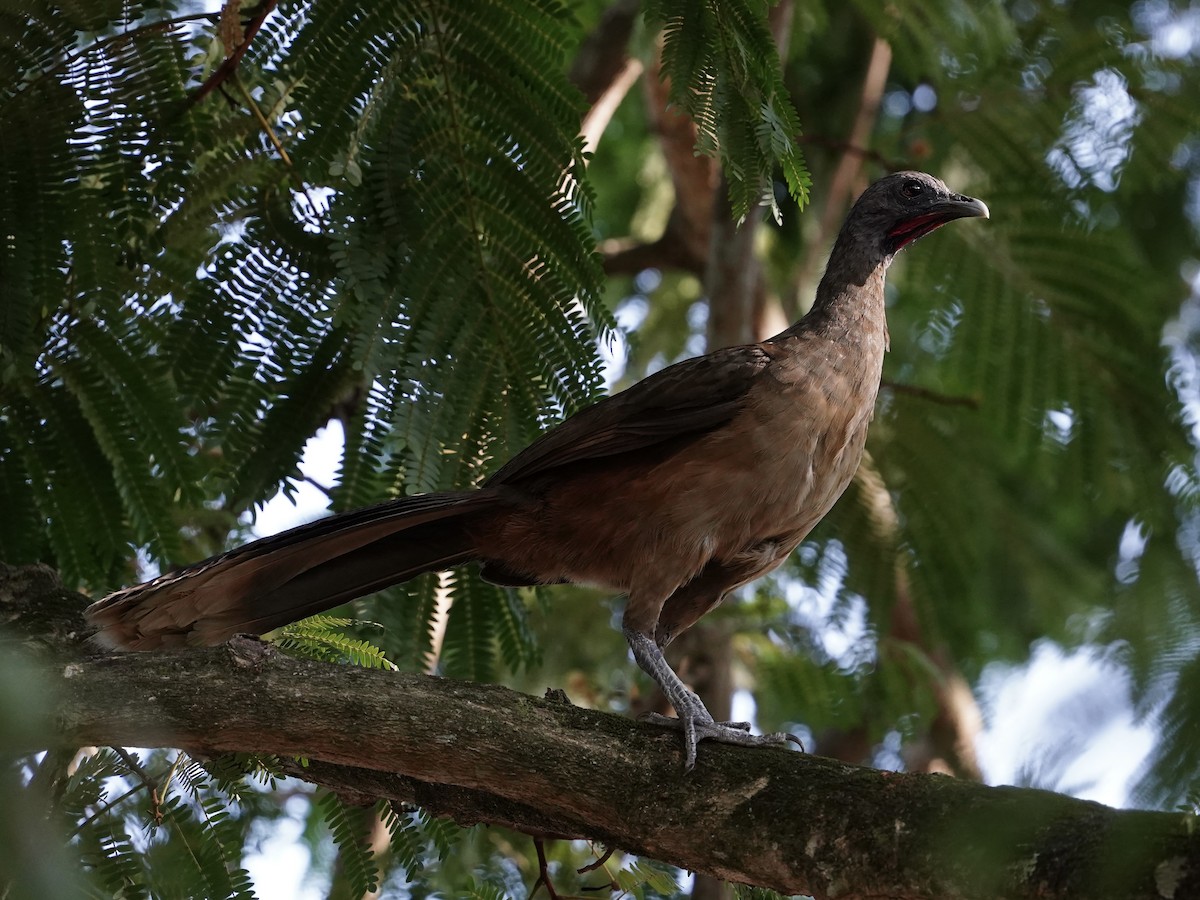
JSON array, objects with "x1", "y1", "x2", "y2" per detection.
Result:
[
  {"x1": 571, "y1": 0, "x2": 644, "y2": 158},
  {"x1": 600, "y1": 220, "x2": 707, "y2": 277},
  {"x1": 882, "y1": 379, "x2": 981, "y2": 409},
  {"x1": 188, "y1": 0, "x2": 279, "y2": 108},
  {"x1": 795, "y1": 134, "x2": 903, "y2": 173},
  {"x1": 792, "y1": 35, "x2": 893, "y2": 315},
  {"x1": 568, "y1": 0, "x2": 641, "y2": 106},
  {"x1": 5, "y1": 565, "x2": 1198, "y2": 899}
]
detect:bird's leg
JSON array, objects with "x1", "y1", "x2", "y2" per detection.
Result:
[{"x1": 623, "y1": 626, "x2": 799, "y2": 770}]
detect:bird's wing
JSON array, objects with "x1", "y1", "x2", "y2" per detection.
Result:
[{"x1": 487, "y1": 343, "x2": 776, "y2": 485}]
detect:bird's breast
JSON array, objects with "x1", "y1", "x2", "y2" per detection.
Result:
[{"x1": 473, "y1": 331, "x2": 886, "y2": 596}]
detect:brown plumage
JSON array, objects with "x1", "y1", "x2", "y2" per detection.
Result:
[{"x1": 86, "y1": 171, "x2": 988, "y2": 769}]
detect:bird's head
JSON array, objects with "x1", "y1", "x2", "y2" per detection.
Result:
[{"x1": 842, "y1": 171, "x2": 989, "y2": 260}]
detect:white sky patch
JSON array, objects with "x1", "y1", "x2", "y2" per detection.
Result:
[
  {"x1": 1163, "y1": 283, "x2": 1200, "y2": 446},
  {"x1": 911, "y1": 83, "x2": 937, "y2": 113},
  {"x1": 599, "y1": 295, "x2": 648, "y2": 389},
  {"x1": 294, "y1": 186, "x2": 336, "y2": 233},
  {"x1": 249, "y1": 421, "x2": 345, "y2": 538},
  {"x1": 243, "y1": 797, "x2": 322, "y2": 900},
  {"x1": 1156, "y1": 20, "x2": 1197, "y2": 57},
  {"x1": 1134, "y1": 0, "x2": 1200, "y2": 59},
  {"x1": 977, "y1": 640, "x2": 1155, "y2": 808},
  {"x1": 1115, "y1": 518, "x2": 1149, "y2": 584},
  {"x1": 781, "y1": 543, "x2": 873, "y2": 667},
  {"x1": 1047, "y1": 68, "x2": 1140, "y2": 192},
  {"x1": 1043, "y1": 405, "x2": 1075, "y2": 445}
]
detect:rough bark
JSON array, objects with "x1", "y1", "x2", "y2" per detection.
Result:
[{"x1": 5, "y1": 564, "x2": 1199, "y2": 900}]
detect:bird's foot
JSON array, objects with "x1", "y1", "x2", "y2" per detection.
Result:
[{"x1": 639, "y1": 695, "x2": 802, "y2": 771}]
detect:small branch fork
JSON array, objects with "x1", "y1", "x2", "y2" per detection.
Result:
[
  {"x1": 529, "y1": 839, "x2": 621, "y2": 899},
  {"x1": 188, "y1": 0, "x2": 279, "y2": 108}
]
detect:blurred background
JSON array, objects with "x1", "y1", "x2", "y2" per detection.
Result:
[{"x1": 3, "y1": 0, "x2": 1200, "y2": 896}]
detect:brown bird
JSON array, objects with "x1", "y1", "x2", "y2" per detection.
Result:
[{"x1": 87, "y1": 171, "x2": 988, "y2": 769}]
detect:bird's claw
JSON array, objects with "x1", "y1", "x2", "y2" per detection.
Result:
[{"x1": 639, "y1": 710, "x2": 803, "y2": 771}]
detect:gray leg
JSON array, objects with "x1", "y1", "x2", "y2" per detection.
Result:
[{"x1": 623, "y1": 626, "x2": 800, "y2": 770}]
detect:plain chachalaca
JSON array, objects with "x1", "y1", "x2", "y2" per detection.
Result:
[{"x1": 86, "y1": 171, "x2": 987, "y2": 769}]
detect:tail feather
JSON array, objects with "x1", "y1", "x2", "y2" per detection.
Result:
[{"x1": 86, "y1": 490, "x2": 500, "y2": 650}]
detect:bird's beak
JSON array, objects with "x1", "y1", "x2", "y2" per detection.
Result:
[{"x1": 937, "y1": 193, "x2": 990, "y2": 221}]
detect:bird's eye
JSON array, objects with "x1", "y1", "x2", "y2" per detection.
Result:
[{"x1": 901, "y1": 180, "x2": 923, "y2": 199}]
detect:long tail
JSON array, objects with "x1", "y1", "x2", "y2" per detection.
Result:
[{"x1": 85, "y1": 490, "x2": 502, "y2": 650}]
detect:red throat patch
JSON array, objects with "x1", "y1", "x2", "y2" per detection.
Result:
[{"x1": 887, "y1": 211, "x2": 951, "y2": 251}]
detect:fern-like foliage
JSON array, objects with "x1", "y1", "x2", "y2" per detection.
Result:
[
  {"x1": 315, "y1": 790, "x2": 380, "y2": 898},
  {"x1": 645, "y1": 0, "x2": 810, "y2": 220},
  {"x1": 1, "y1": 0, "x2": 615, "y2": 695},
  {"x1": 438, "y1": 575, "x2": 544, "y2": 680},
  {"x1": 0, "y1": 2, "x2": 209, "y2": 583},
  {"x1": 1, "y1": 0, "x2": 610, "y2": 598},
  {"x1": 55, "y1": 748, "x2": 275, "y2": 897},
  {"x1": 275, "y1": 615, "x2": 398, "y2": 669},
  {"x1": 613, "y1": 857, "x2": 683, "y2": 897},
  {"x1": 272, "y1": 0, "x2": 609, "y2": 507}
]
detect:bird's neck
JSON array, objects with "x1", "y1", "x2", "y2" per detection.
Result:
[{"x1": 778, "y1": 244, "x2": 892, "y2": 348}]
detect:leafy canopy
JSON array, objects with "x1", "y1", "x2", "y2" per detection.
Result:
[{"x1": 4, "y1": 0, "x2": 1200, "y2": 895}]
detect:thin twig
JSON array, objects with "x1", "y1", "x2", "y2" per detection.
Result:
[
  {"x1": 301, "y1": 474, "x2": 333, "y2": 496},
  {"x1": 232, "y1": 72, "x2": 293, "y2": 166},
  {"x1": 529, "y1": 837, "x2": 562, "y2": 900},
  {"x1": 233, "y1": 70, "x2": 334, "y2": 234},
  {"x1": 882, "y1": 380, "x2": 980, "y2": 409},
  {"x1": 159, "y1": 750, "x2": 188, "y2": 805},
  {"x1": 577, "y1": 842, "x2": 619, "y2": 893},
  {"x1": 66, "y1": 748, "x2": 177, "y2": 840},
  {"x1": 113, "y1": 748, "x2": 164, "y2": 823},
  {"x1": 577, "y1": 844, "x2": 615, "y2": 874},
  {"x1": 67, "y1": 784, "x2": 147, "y2": 840}
]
